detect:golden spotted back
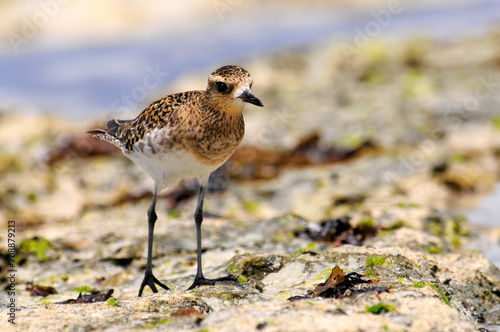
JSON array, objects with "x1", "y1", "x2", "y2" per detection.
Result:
[{"x1": 113, "y1": 91, "x2": 203, "y2": 151}]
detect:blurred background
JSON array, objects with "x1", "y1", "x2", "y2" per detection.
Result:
[
  {"x1": 1, "y1": 0, "x2": 499, "y2": 118},
  {"x1": 1, "y1": 0, "x2": 500, "y2": 310}
]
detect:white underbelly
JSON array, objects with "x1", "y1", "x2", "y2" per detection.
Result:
[{"x1": 125, "y1": 148, "x2": 221, "y2": 191}]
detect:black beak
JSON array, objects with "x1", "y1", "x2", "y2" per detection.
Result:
[{"x1": 238, "y1": 90, "x2": 264, "y2": 107}]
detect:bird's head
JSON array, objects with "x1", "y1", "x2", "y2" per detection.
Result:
[{"x1": 206, "y1": 65, "x2": 263, "y2": 114}]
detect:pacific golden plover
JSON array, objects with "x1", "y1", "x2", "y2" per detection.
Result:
[{"x1": 88, "y1": 65, "x2": 263, "y2": 296}]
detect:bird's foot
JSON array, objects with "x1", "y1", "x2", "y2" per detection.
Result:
[
  {"x1": 138, "y1": 272, "x2": 170, "y2": 297},
  {"x1": 187, "y1": 275, "x2": 238, "y2": 290}
]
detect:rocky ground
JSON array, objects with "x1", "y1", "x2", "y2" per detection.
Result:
[{"x1": 1, "y1": 30, "x2": 500, "y2": 331}]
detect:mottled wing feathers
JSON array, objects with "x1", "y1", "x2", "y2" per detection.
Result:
[{"x1": 90, "y1": 91, "x2": 204, "y2": 151}]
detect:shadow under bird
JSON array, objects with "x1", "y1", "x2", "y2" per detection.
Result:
[{"x1": 88, "y1": 65, "x2": 263, "y2": 296}]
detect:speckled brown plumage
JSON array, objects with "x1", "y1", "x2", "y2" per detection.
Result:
[
  {"x1": 113, "y1": 91, "x2": 205, "y2": 151},
  {"x1": 87, "y1": 65, "x2": 263, "y2": 296}
]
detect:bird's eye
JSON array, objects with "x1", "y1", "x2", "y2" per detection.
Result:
[{"x1": 215, "y1": 81, "x2": 228, "y2": 93}]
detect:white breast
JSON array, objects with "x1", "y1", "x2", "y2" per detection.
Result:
[{"x1": 124, "y1": 127, "x2": 221, "y2": 192}]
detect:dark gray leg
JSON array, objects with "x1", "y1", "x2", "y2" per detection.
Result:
[
  {"x1": 138, "y1": 188, "x2": 170, "y2": 297},
  {"x1": 187, "y1": 185, "x2": 236, "y2": 290}
]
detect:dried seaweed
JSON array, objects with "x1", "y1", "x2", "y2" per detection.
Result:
[
  {"x1": 227, "y1": 133, "x2": 376, "y2": 180},
  {"x1": 288, "y1": 265, "x2": 385, "y2": 301},
  {"x1": 26, "y1": 283, "x2": 57, "y2": 297},
  {"x1": 311, "y1": 266, "x2": 373, "y2": 298},
  {"x1": 57, "y1": 289, "x2": 114, "y2": 304},
  {"x1": 46, "y1": 133, "x2": 120, "y2": 164},
  {"x1": 294, "y1": 216, "x2": 382, "y2": 246}
]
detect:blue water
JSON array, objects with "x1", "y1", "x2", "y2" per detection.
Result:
[
  {"x1": 464, "y1": 186, "x2": 500, "y2": 269},
  {"x1": 0, "y1": 0, "x2": 499, "y2": 118}
]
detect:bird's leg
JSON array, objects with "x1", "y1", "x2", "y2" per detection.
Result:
[
  {"x1": 138, "y1": 188, "x2": 170, "y2": 297},
  {"x1": 187, "y1": 184, "x2": 237, "y2": 290}
]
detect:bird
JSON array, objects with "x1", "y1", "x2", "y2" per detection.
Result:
[{"x1": 88, "y1": 65, "x2": 263, "y2": 296}]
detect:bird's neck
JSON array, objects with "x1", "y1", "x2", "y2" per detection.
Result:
[{"x1": 205, "y1": 93, "x2": 245, "y2": 116}]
